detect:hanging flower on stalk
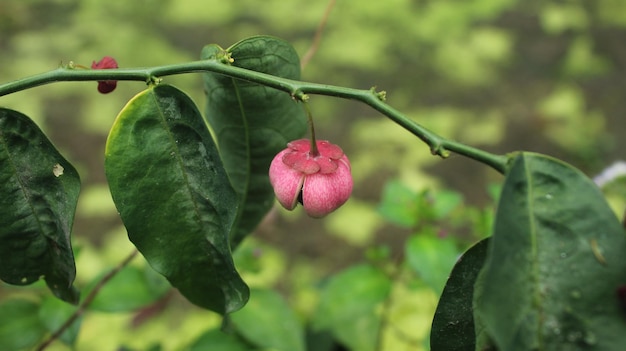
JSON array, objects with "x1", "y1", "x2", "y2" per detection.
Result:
[{"x1": 269, "y1": 138, "x2": 353, "y2": 218}]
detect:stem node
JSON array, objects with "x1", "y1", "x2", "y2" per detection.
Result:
[
  {"x1": 293, "y1": 91, "x2": 308, "y2": 102},
  {"x1": 371, "y1": 87, "x2": 386, "y2": 101}
]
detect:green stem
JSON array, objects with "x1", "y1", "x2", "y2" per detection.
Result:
[{"x1": 0, "y1": 59, "x2": 508, "y2": 173}]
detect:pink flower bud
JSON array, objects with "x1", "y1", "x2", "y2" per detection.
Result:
[
  {"x1": 269, "y1": 139, "x2": 353, "y2": 218},
  {"x1": 91, "y1": 56, "x2": 118, "y2": 94}
]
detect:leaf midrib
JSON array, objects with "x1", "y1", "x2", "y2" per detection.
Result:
[
  {"x1": 150, "y1": 88, "x2": 217, "y2": 235},
  {"x1": 225, "y1": 77, "x2": 252, "y2": 245},
  {"x1": 524, "y1": 155, "x2": 544, "y2": 349},
  {"x1": 0, "y1": 118, "x2": 50, "y2": 261}
]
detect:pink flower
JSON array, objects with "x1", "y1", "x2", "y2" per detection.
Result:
[
  {"x1": 269, "y1": 139, "x2": 353, "y2": 218},
  {"x1": 91, "y1": 56, "x2": 118, "y2": 94}
]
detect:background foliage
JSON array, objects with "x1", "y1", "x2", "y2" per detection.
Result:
[{"x1": 1, "y1": 0, "x2": 626, "y2": 350}]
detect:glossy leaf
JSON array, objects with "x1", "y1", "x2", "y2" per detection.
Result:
[
  {"x1": 0, "y1": 108, "x2": 80, "y2": 304},
  {"x1": 430, "y1": 238, "x2": 489, "y2": 351},
  {"x1": 0, "y1": 299, "x2": 46, "y2": 350},
  {"x1": 202, "y1": 35, "x2": 307, "y2": 247},
  {"x1": 105, "y1": 85, "x2": 248, "y2": 314},
  {"x1": 312, "y1": 264, "x2": 392, "y2": 351},
  {"x1": 472, "y1": 267, "x2": 494, "y2": 351},
  {"x1": 475, "y1": 152, "x2": 626, "y2": 350},
  {"x1": 231, "y1": 288, "x2": 305, "y2": 351}
]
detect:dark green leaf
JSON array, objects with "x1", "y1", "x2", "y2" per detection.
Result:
[
  {"x1": 188, "y1": 328, "x2": 252, "y2": 351},
  {"x1": 405, "y1": 233, "x2": 459, "y2": 295},
  {"x1": 0, "y1": 108, "x2": 80, "y2": 304},
  {"x1": 0, "y1": 299, "x2": 46, "y2": 350},
  {"x1": 39, "y1": 296, "x2": 81, "y2": 346},
  {"x1": 473, "y1": 266, "x2": 496, "y2": 351},
  {"x1": 305, "y1": 329, "x2": 339, "y2": 351},
  {"x1": 312, "y1": 264, "x2": 392, "y2": 351},
  {"x1": 87, "y1": 265, "x2": 170, "y2": 312},
  {"x1": 105, "y1": 85, "x2": 248, "y2": 314},
  {"x1": 475, "y1": 152, "x2": 626, "y2": 350},
  {"x1": 202, "y1": 36, "x2": 307, "y2": 247},
  {"x1": 231, "y1": 288, "x2": 305, "y2": 351},
  {"x1": 430, "y1": 238, "x2": 489, "y2": 351}
]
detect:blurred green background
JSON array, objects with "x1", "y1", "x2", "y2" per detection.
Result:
[{"x1": 1, "y1": 0, "x2": 625, "y2": 350}]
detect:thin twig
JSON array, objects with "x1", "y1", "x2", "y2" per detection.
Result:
[
  {"x1": 375, "y1": 285, "x2": 394, "y2": 351},
  {"x1": 36, "y1": 249, "x2": 139, "y2": 351},
  {"x1": 374, "y1": 253, "x2": 406, "y2": 351},
  {"x1": 300, "y1": 0, "x2": 336, "y2": 70}
]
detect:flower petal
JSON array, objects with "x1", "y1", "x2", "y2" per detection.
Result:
[
  {"x1": 315, "y1": 156, "x2": 338, "y2": 174},
  {"x1": 301, "y1": 161, "x2": 353, "y2": 218},
  {"x1": 287, "y1": 139, "x2": 310, "y2": 152},
  {"x1": 269, "y1": 150, "x2": 304, "y2": 210},
  {"x1": 282, "y1": 152, "x2": 320, "y2": 174},
  {"x1": 91, "y1": 56, "x2": 118, "y2": 69},
  {"x1": 97, "y1": 81, "x2": 117, "y2": 94},
  {"x1": 317, "y1": 140, "x2": 344, "y2": 159},
  {"x1": 332, "y1": 159, "x2": 353, "y2": 204},
  {"x1": 92, "y1": 56, "x2": 119, "y2": 94}
]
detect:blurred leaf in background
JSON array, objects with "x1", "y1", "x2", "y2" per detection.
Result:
[
  {"x1": 231, "y1": 288, "x2": 305, "y2": 351},
  {"x1": 39, "y1": 296, "x2": 82, "y2": 347},
  {"x1": 0, "y1": 299, "x2": 46, "y2": 351},
  {"x1": 312, "y1": 264, "x2": 392, "y2": 351},
  {"x1": 405, "y1": 234, "x2": 459, "y2": 296},
  {"x1": 1, "y1": 0, "x2": 626, "y2": 350},
  {"x1": 86, "y1": 266, "x2": 170, "y2": 313}
]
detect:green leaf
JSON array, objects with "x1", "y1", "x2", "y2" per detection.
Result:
[
  {"x1": 87, "y1": 265, "x2": 170, "y2": 312},
  {"x1": 231, "y1": 288, "x2": 305, "y2": 351},
  {"x1": 475, "y1": 152, "x2": 626, "y2": 350},
  {"x1": 405, "y1": 233, "x2": 459, "y2": 295},
  {"x1": 118, "y1": 344, "x2": 162, "y2": 351},
  {"x1": 202, "y1": 36, "x2": 307, "y2": 247},
  {"x1": 105, "y1": 85, "x2": 248, "y2": 314},
  {"x1": 377, "y1": 180, "x2": 420, "y2": 227},
  {"x1": 430, "y1": 238, "x2": 489, "y2": 351},
  {"x1": 312, "y1": 264, "x2": 392, "y2": 351},
  {"x1": 188, "y1": 328, "x2": 252, "y2": 351},
  {"x1": 431, "y1": 189, "x2": 463, "y2": 219},
  {"x1": 0, "y1": 108, "x2": 80, "y2": 304},
  {"x1": 0, "y1": 299, "x2": 46, "y2": 350},
  {"x1": 39, "y1": 296, "x2": 81, "y2": 346},
  {"x1": 472, "y1": 266, "x2": 494, "y2": 351},
  {"x1": 378, "y1": 180, "x2": 461, "y2": 227}
]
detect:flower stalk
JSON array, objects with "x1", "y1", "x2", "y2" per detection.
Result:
[{"x1": 302, "y1": 101, "x2": 319, "y2": 157}]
